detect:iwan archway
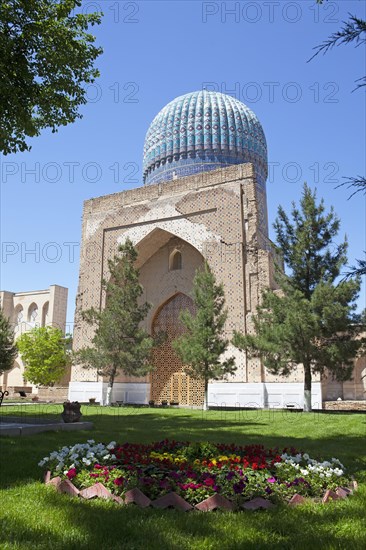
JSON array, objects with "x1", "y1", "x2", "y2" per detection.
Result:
[{"x1": 151, "y1": 293, "x2": 204, "y2": 406}]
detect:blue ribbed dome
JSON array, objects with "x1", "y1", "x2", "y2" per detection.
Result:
[{"x1": 143, "y1": 90, "x2": 267, "y2": 186}]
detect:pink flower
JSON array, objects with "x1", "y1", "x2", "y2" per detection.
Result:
[{"x1": 267, "y1": 477, "x2": 276, "y2": 483}]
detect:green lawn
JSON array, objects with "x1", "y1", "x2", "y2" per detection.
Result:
[{"x1": 0, "y1": 406, "x2": 365, "y2": 550}]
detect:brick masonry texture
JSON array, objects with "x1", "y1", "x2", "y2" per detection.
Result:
[
  {"x1": 71, "y1": 161, "x2": 366, "y2": 405},
  {"x1": 72, "y1": 163, "x2": 277, "y2": 399}
]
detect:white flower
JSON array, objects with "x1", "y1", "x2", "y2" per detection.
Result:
[
  {"x1": 107, "y1": 441, "x2": 116, "y2": 450},
  {"x1": 303, "y1": 453, "x2": 309, "y2": 461},
  {"x1": 300, "y1": 469, "x2": 308, "y2": 476}
]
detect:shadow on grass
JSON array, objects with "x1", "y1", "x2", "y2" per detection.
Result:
[
  {"x1": 0, "y1": 409, "x2": 365, "y2": 490},
  {"x1": 1, "y1": 485, "x2": 366, "y2": 550}
]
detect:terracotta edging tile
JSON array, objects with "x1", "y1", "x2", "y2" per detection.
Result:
[
  {"x1": 58, "y1": 479, "x2": 80, "y2": 497},
  {"x1": 350, "y1": 480, "x2": 358, "y2": 492},
  {"x1": 44, "y1": 473, "x2": 355, "y2": 511},
  {"x1": 124, "y1": 488, "x2": 151, "y2": 508},
  {"x1": 79, "y1": 482, "x2": 113, "y2": 500},
  {"x1": 242, "y1": 497, "x2": 274, "y2": 511},
  {"x1": 152, "y1": 492, "x2": 193, "y2": 511},
  {"x1": 335, "y1": 487, "x2": 351, "y2": 499},
  {"x1": 322, "y1": 489, "x2": 340, "y2": 504},
  {"x1": 47, "y1": 476, "x2": 62, "y2": 488},
  {"x1": 195, "y1": 494, "x2": 234, "y2": 512},
  {"x1": 288, "y1": 494, "x2": 306, "y2": 506}
]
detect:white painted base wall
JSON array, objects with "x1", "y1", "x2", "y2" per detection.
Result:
[
  {"x1": 208, "y1": 382, "x2": 323, "y2": 409},
  {"x1": 69, "y1": 381, "x2": 323, "y2": 409},
  {"x1": 68, "y1": 382, "x2": 150, "y2": 405}
]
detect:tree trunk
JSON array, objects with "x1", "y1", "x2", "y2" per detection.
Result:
[
  {"x1": 303, "y1": 361, "x2": 312, "y2": 412},
  {"x1": 203, "y1": 378, "x2": 208, "y2": 411},
  {"x1": 105, "y1": 374, "x2": 115, "y2": 406}
]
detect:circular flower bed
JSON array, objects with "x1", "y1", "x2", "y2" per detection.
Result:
[{"x1": 39, "y1": 439, "x2": 352, "y2": 507}]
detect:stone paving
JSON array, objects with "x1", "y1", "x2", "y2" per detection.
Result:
[{"x1": 0, "y1": 420, "x2": 93, "y2": 436}]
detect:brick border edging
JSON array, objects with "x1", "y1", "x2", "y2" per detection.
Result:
[{"x1": 44, "y1": 471, "x2": 358, "y2": 511}]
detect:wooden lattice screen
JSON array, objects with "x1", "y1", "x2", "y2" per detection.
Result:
[{"x1": 151, "y1": 293, "x2": 204, "y2": 406}]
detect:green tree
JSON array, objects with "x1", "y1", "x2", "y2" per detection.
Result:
[
  {"x1": 74, "y1": 239, "x2": 155, "y2": 406},
  {"x1": 0, "y1": 0, "x2": 102, "y2": 154},
  {"x1": 310, "y1": 0, "x2": 366, "y2": 261},
  {"x1": 0, "y1": 307, "x2": 18, "y2": 376},
  {"x1": 17, "y1": 326, "x2": 71, "y2": 386},
  {"x1": 233, "y1": 184, "x2": 364, "y2": 412},
  {"x1": 173, "y1": 262, "x2": 236, "y2": 411},
  {"x1": 310, "y1": 4, "x2": 365, "y2": 91}
]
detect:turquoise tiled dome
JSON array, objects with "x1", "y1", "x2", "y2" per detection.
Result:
[{"x1": 143, "y1": 90, "x2": 267, "y2": 186}]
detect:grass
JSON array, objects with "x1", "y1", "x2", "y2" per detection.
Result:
[{"x1": 0, "y1": 406, "x2": 365, "y2": 550}]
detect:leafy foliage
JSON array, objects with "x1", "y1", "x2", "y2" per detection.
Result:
[
  {"x1": 310, "y1": 2, "x2": 366, "y2": 205},
  {"x1": 0, "y1": 0, "x2": 102, "y2": 154},
  {"x1": 173, "y1": 262, "x2": 236, "y2": 409},
  {"x1": 0, "y1": 307, "x2": 18, "y2": 375},
  {"x1": 234, "y1": 184, "x2": 364, "y2": 411},
  {"x1": 74, "y1": 238, "x2": 154, "y2": 404},
  {"x1": 309, "y1": 8, "x2": 366, "y2": 90},
  {"x1": 38, "y1": 439, "x2": 351, "y2": 506},
  {"x1": 17, "y1": 326, "x2": 71, "y2": 386}
]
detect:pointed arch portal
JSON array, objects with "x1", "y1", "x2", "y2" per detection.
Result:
[{"x1": 151, "y1": 293, "x2": 204, "y2": 406}]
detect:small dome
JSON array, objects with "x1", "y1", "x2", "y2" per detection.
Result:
[{"x1": 143, "y1": 90, "x2": 267, "y2": 186}]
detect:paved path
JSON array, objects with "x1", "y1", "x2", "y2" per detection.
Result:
[{"x1": 0, "y1": 421, "x2": 93, "y2": 436}]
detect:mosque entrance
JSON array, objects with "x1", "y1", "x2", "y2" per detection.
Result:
[{"x1": 151, "y1": 293, "x2": 204, "y2": 407}]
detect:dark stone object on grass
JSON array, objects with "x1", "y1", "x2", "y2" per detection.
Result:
[{"x1": 61, "y1": 401, "x2": 82, "y2": 423}]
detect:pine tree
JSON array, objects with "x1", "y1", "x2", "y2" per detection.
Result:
[
  {"x1": 0, "y1": 307, "x2": 17, "y2": 376},
  {"x1": 74, "y1": 238, "x2": 154, "y2": 406},
  {"x1": 233, "y1": 184, "x2": 364, "y2": 412},
  {"x1": 173, "y1": 262, "x2": 236, "y2": 410}
]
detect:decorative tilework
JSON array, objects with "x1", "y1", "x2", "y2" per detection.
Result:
[{"x1": 143, "y1": 91, "x2": 268, "y2": 188}]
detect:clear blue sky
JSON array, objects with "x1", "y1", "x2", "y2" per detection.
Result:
[{"x1": 1, "y1": 0, "x2": 365, "y2": 330}]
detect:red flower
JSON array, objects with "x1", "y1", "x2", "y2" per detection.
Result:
[
  {"x1": 204, "y1": 477, "x2": 216, "y2": 487},
  {"x1": 66, "y1": 468, "x2": 77, "y2": 480},
  {"x1": 113, "y1": 477, "x2": 124, "y2": 486}
]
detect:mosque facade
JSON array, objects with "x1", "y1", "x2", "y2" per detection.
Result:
[
  {"x1": 0, "y1": 285, "x2": 68, "y2": 395},
  {"x1": 69, "y1": 91, "x2": 365, "y2": 408}
]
